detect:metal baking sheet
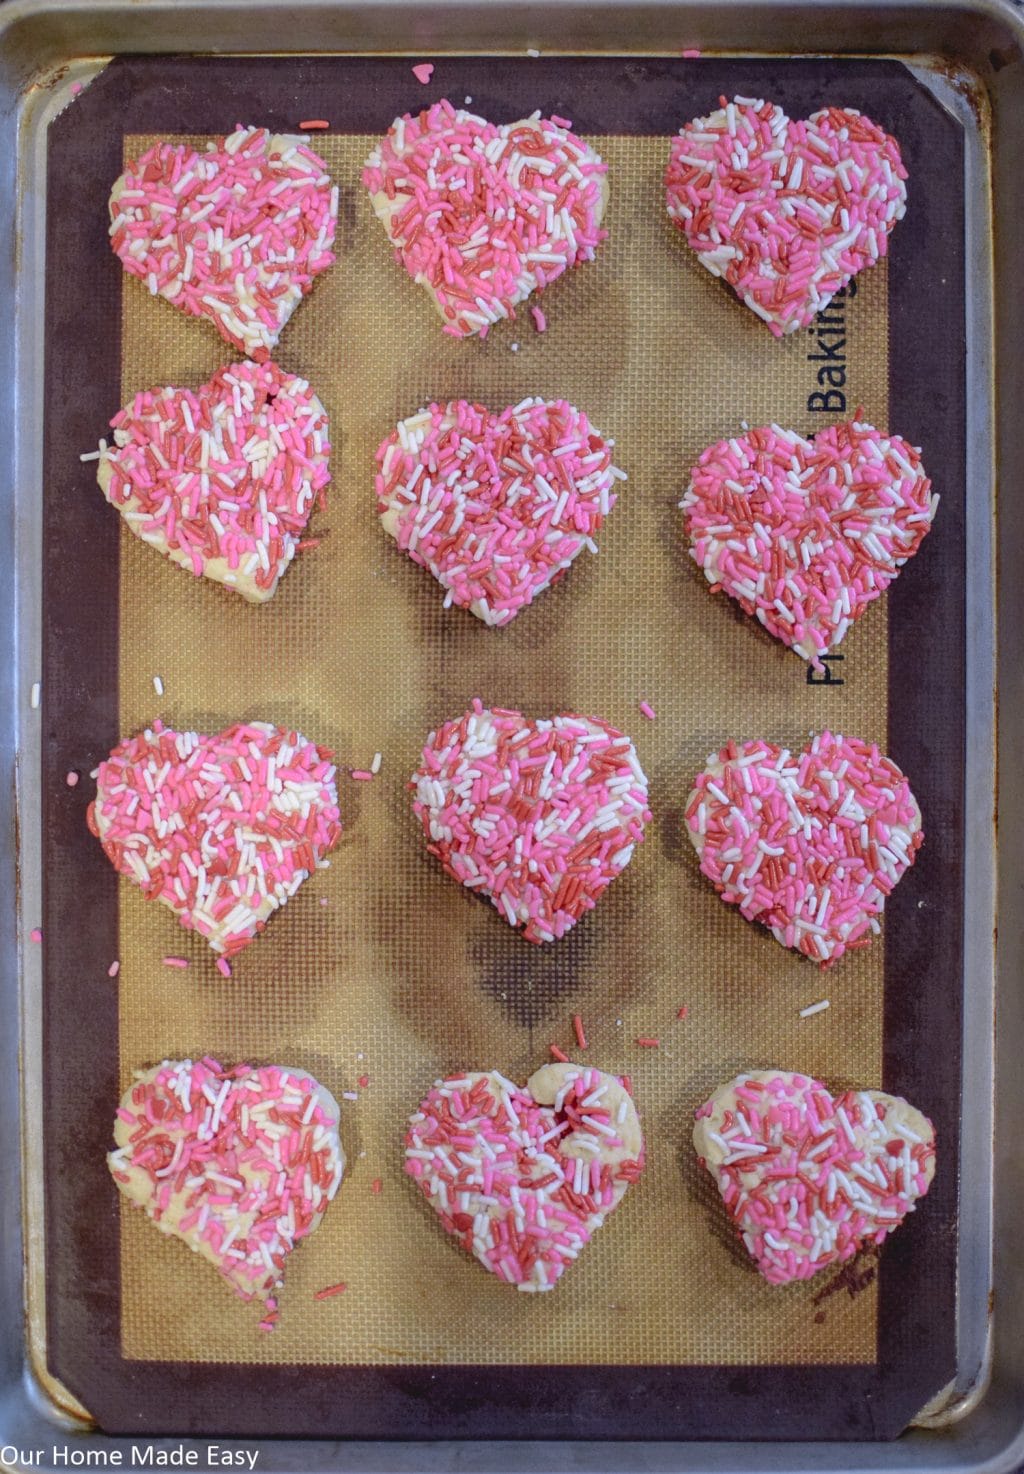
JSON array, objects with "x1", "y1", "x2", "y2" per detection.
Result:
[{"x1": 2, "y1": 2, "x2": 1016, "y2": 1470}]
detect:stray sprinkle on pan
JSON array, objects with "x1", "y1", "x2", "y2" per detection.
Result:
[
  {"x1": 531, "y1": 306, "x2": 547, "y2": 333},
  {"x1": 573, "y1": 1014, "x2": 588, "y2": 1050},
  {"x1": 66, "y1": 771, "x2": 80, "y2": 787},
  {"x1": 350, "y1": 770, "x2": 374, "y2": 781},
  {"x1": 108, "y1": 961, "x2": 120, "y2": 978},
  {"x1": 636, "y1": 1037, "x2": 660, "y2": 1048},
  {"x1": 152, "y1": 675, "x2": 164, "y2": 697},
  {"x1": 314, "y1": 1282, "x2": 348, "y2": 1299},
  {"x1": 665, "y1": 97, "x2": 907, "y2": 335},
  {"x1": 30, "y1": 683, "x2": 40, "y2": 709},
  {"x1": 412, "y1": 62, "x2": 435, "y2": 84},
  {"x1": 639, "y1": 700, "x2": 656, "y2": 721},
  {"x1": 108, "y1": 126, "x2": 338, "y2": 359},
  {"x1": 370, "y1": 752, "x2": 383, "y2": 775},
  {"x1": 342, "y1": 1090, "x2": 359, "y2": 1102},
  {"x1": 685, "y1": 733, "x2": 923, "y2": 966},
  {"x1": 550, "y1": 1044, "x2": 570, "y2": 1063},
  {"x1": 30, "y1": 928, "x2": 42, "y2": 944},
  {"x1": 370, "y1": 1178, "x2": 382, "y2": 1195},
  {"x1": 163, "y1": 956, "x2": 190, "y2": 969},
  {"x1": 216, "y1": 957, "x2": 232, "y2": 979},
  {"x1": 299, "y1": 120, "x2": 330, "y2": 130},
  {"x1": 799, "y1": 998, "x2": 831, "y2": 1018}
]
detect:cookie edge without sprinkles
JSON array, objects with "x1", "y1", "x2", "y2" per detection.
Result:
[
  {"x1": 376, "y1": 398, "x2": 625, "y2": 625},
  {"x1": 96, "y1": 362, "x2": 331, "y2": 604},
  {"x1": 108, "y1": 126, "x2": 339, "y2": 359},
  {"x1": 693, "y1": 1069, "x2": 936, "y2": 1284},
  {"x1": 684, "y1": 734, "x2": 923, "y2": 966},
  {"x1": 680, "y1": 419, "x2": 937, "y2": 665},
  {"x1": 406, "y1": 1063, "x2": 644, "y2": 1291},
  {"x1": 109, "y1": 1058, "x2": 345, "y2": 1312},
  {"x1": 664, "y1": 97, "x2": 907, "y2": 336},
  {"x1": 88, "y1": 719, "x2": 342, "y2": 958},
  {"x1": 363, "y1": 101, "x2": 609, "y2": 337},
  {"x1": 412, "y1": 704, "x2": 651, "y2": 943}
]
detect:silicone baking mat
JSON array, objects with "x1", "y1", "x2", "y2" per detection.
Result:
[{"x1": 41, "y1": 55, "x2": 965, "y2": 1439}]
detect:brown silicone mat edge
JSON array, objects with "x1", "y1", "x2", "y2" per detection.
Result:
[{"x1": 41, "y1": 55, "x2": 964, "y2": 1441}]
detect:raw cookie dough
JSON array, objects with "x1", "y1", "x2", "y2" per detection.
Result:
[
  {"x1": 109, "y1": 1057, "x2": 344, "y2": 1310},
  {"x1": 406, "y1": 1063, "x2": 644, "y2": 1290},
  {"x1": 89, "y1": 719, "x2": 341, "y2": 958},
  {"x1": 363, "y1": 100, "x2": 608, "y2": 336},
  {"x1": 96, "y1": 361, "x2": 330, "y2": 603},
  {"x1": 109, "y1": 126, "x2": 337, "y2": 358},
  {"x1": 413, "y1": 701, "x2": 650, "y2": 943},
  {"x1": 376, "y1": 397, "x2": 624, "y2": 624},
  {"x1": 694, "y1": 1069, "x2": 936, "y2": 1284}
]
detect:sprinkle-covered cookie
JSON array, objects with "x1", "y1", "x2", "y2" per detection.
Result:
[
  {"x1": 376, "y1": 397, "x2": 624, "y2": 624},
  {"x1": 109, "y1": 1057, "x2": 344, "y2": 1313},
  {"x1": 681, "y1": 419, "x2": 936, "y2": 664},
  {"x1": 665, "y1": 97, "x2": 906, "y2": 335},
  {"x1": 685, "y1": 733, "x2": 922, "y2": 965},
  {"x1": 407, "y1": 1064, "x2": 643, "y2": 1290},
  {"x1": 363, "y1": 100, "x2": 608, "y2": 336},
  {"x1": 96, "y1": 361, "x2": 330, "y2": 603},
  {"x1": 694, "y1": 1070, "x2": 935, "y2": 1284},
  {"x1": 89, "y1": 720, "x2": 342, "y2": 958},
  {"x1": 109, "y1": 126, "x2": 338, "y2": 358},
  {"x1": 413, "y1": 702, "x2": 650, "y2": 943}
]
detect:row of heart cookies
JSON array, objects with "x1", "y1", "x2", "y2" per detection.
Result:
[
  {"x1": 108, "y1": 1056, "x2": 936, "y2": 1320},
  {"x1": 89, "y1": 706, "x2": 920, "y2": 967},
  {"x1": 108, "y1": 98, "x2": 907, "y2": 356},
  {"x1": 89, "y1": 369, "x2": 937, "y2": 668}
]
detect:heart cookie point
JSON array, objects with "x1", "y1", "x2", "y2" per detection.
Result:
[
  {"x1": 364, "y1": 100, "x2": 608, "y2": 336},
  {"x1": 413, "y1": 704, "x2": 650, "y2": 942},
  {"x1": 407, "y1": 1064, "x2": 644, "y2": 1289},
  {"x1": 685, "y1": 733, "x2": 923, "y2": 965},
  {"x1": 666, "y1": 98, "x2": 907, "y2": 335},
  {"x1": 109, "y1": 1057, "x2": 344, "y2": 1309},
  {"x1": 377, "y1": 398, "x2": 623, "y2": 624},
  {"x1": 109, "y1": 126, "x2": 337, "y2": 358},
  {"x1": 682, "y1": 420, "x2": 935, "y2": 662},
  {"x1": 694, "y1": 1070, "x2": 936, "y2": 1284},
  {"x1": 89, "y1": 720, "x2": 342, "y2": 957},
  {"x1": 98, "y1": 361, "x2": 331, "y2": 602}
]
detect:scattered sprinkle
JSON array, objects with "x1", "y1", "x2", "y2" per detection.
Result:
[
  {"x1": 510, "y1": 342, "x2": 519, "y2": 352},
  {"x1": 636, "y1": 1037, "x2": 660, "y2": 1048},
  {"x1": 464, "y1": 96, "x2": 473, "y2": 104},
  {"x1": 109, "y1": 127, "x2": 337, "y2": 358},
  {"x1": 370, "y1": 1178, "x2": 382, "y2": 1195},
  {"x1": 314, "y1": 1282, "x2": 348, "y2": 1299},
  {"x1": 800, "y1": 998, "x2": 831, "y2": 1018},
  {"x1": 350, "y1": 769, "x2": 374, "y2": 781},
  {"x1": 29, "y1": 928, "x2": 42, "y2": 944},
  {"x1": 299, "y1": 120, "x2": 330, "y2": 130},
  {"x1": 163, "y1": 956, "x2": 190, "y2": 969},
  {"x1": 412, "y1": 62, "x2": 435, "y2": 84},
  {"x1": 531, "y1": 306, "x2": 547, "y2": 333},
  {"x1": 550, "y1": 1044, "x2": 570, "y2": 1062},
  {"x1": 70, "y1": 80, "x2": 83, "y2": 96},
  {"x1": 342, "y1": 1090, "x2": 359, "y2": 1101},
  {"x1": 320, "y1": 897, "x2": 329, "y2": 905},
  {"x1": 527, "y1": 47, "x2": 540, "y2": 56},
  {"x1": 621, "y1": 1075, "x2": 633, "y2": 1096},
  {"x1": 152, "y1": 675, "x2": 164, "y2": 697},
  {"x1": 216, "y1": 957, "x2": 232, "y2": 979},
  {"x1": 572, "y1": 1014, "x2": 588, "y2": 1050},
  {"x1": 79, "y1": 449, "x2": 102, "y2": 462},
  {"x1": 639, "y1": 700, "x2": 656, "y2": 721},
  {"x1": 30, "y1": 683, "x2": 40, "y2": 709},
  {"x1": 677, "y1": 1005, "x2": 688, "y2": 1019},
  {"x1": 66, "y1": 771, "x2": 80, "y2": 787},
  {"x1": 665, "y1": 97, "x2": 907, "y2": 336},
  {"x1": 370, "y1": 752, "x2": 383, "y2": 775},
  {"x1": 358, "y1": 1074, "x2": 370, "y2": 1088},
  {"x1": 108, "y1": 961, "x2": 120, "y2": 977},
  {"x1": 682, "y1": 47, "x2": 702, "y2": 57}
]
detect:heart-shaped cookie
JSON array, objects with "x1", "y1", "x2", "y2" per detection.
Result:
[
  {"x1": 89, "y1": 720, "x2": 342, "y2": 958},
  {"x1": 413, "y1": 703, "x2": 650, "y2": 943},
  {"x1": 685, "y1": 733, "x2": 922, "y2": 965},
  {"x1": 694, "y1": 1070, "x2": 936, "y2": 1284},
  {"x1": 109, "y1": 126, "x2": 338, "y2": 359},
  {"x1": 407, "y1": 1063, "x2": 644, "y2": 1290},
  {"x1": 665, "y1": 97, "x2": 907, "y2": 335},
  {"x1": 377, "y1": 398, "x2": 624, "y2": 624},
  {"x1": 681, "y1": 420, "x2": 936, "y2": 664},
  {"x1": 363, "y1": 100, "x2": 608, "y2": 336},
  {"x1": 96, "y1": 361, "x2": 331, "y2": 603},
  {"x1": 109, "y1": 1057, "x2": 344, "y2": 1310}
]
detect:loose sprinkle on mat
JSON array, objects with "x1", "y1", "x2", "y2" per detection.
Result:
[
  {"x1": 350, "y1": 770, "x2": 374, "y2": 781},
  {"x1": 550, "y1": 1044, "x2": 570, "y2": 1063},
  {"x1": 412, "y1": 62, "x2": 435, "y2": 84},
  {"x1": 531, "y1": 306, "x2": 547, "y2": 333},
  {"x1": 573, "y1": 1014, "x2": 588, "y2": 1050},
  {"x1": 370, "y1": 752, "x2": 383, "y2": 775},
  {"x1": 799, "y1": 998, "x2": 831, "y2": 1018},
  {"x1": 636, "y1": 1037, "x2": 660, "y2": 1048},
  {"x1": 152, "y1": 675, "x2": 164, "y2": 697},
  {"x1": 216, "y1": 957, "x2": 232, "y2": 979},
  {"x1": 677, "y1": 1005, "x2": 688, "y2": 1019},
  {"x1": 527, "y1": 47, "x2": 540, "y2": 56},
  {"x1": 29, "y1": 928, "x2": 42, "y2": 944},
  {"x1": 30, "y1": 683, "x2": 40, "y2": 709},
  {"x1": 163, "y1": 956, "x2": 189, "y2": 969},
  {"x1": 358, "y1": 1075, "x2": 370, "y2": 1088},
  {"x1": 639, "y1": 700, "x2": 656, "y2": 721},
  {"x1": 342, "y1": 1090, "x2": 359, "y2": 1102},
  {"x1": 370, "y1": 1178, "x2": 382, "y2": 1195},
  {"x1": 108, "y1": 961, "x2": 120, "y2": 978},
  {"x1": 66, "y1": 771, "x2": 80, "y2": 788},
  {"x1": 314, "y1": 1282, "x2": 348, "y2": 1299}
]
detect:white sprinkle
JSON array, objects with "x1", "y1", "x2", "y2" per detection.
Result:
[
  {"x1": 30, "y1": 682, "x2": 40, "y2": 709},
  {"x1": 370, "y1": 752, "x2": 382, "y2": 775},
  {"x1": 152, "y1": 675, "x2": 164, "y2": 697},
  {"x1": 799, "y1": 999, "x2": 831, "y2": 1019}
]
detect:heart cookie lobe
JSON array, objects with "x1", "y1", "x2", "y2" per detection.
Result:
[
  {"x1": 665, "y1": 97, "x2": 907, "y2": 335},
  {"x1": 681, "y1": 420, "x2": 935, "y2": 664},
  {"x1": 413, "y1": 703, "x2": 650, "y2": 943},
  {"x1": 377, "y1": 398, "x2": 624, "y2": 624},
  {"x1": 407, "y1": 1064, "x2": 644, "y2": 1290},
  {"x1": 685, "y1": 733, "x2": 922, "y2": 965},
  {"x1": 89, "y1": 720, "x2": 342, "y2": 958},
  {"x1": 109, "y1": 126, "x2": 338, "y2": 358},
  {"x1": 694, "y1": 1070, "x2": 936, "y2": 1284},
  {"x1": 363, "y1": 100, "x2": 608, "y2": 336},
  {"x1": 109, "y1": 1057, "x2": 344, "y2": 1310},
  {"x1": 97, "y1": 361, "x2": 331, "y2": 603}
]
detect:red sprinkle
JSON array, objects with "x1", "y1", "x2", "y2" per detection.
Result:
[
  {"x1": 370, "y1": 1178, "x2": 382, "y2": 1195},
  {"x1": 314, "y1": 1282, "x2": 348, "y2": 1299},
  {"x1": 299, "y1": 120, "x2": 330, "y2": 130},
  {"x1": 677, "y1": 1005, "x2": 688, "y2": 1019},
  {"x1": 550, "y1": 1045, "x2": 570, "y2": 1063},
  {"x1": 636, "y1": 1037, "x2": 660, "y2": 1048},
  {"x1": 358, "y1": 1075, "x2": 370, "y2": 1088},
  {"x1": 573, "y1": 1014, "x2": 588, "y2": 1050}
]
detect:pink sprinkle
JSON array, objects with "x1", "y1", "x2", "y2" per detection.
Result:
[
  {"x1": 216, "y1": 957, "x2": 232, "y2": 978},
  {"x1": 314, "y1": 1282, "x2": 348, "y2": 1299},
  {"x1": 70, "y1": 80, "x2": 83, "y2": 95},
  {"x1": 550, "y1": 1044, "x2": 569, "y2": 1063},
  {"x1": 531, "y1": 306, "x2": 547, "y2": 333},
  {"x1": 636, "y1": 1037, "x2": 659, "y2": 1048},
  {"x1": 370, "y1": 1178, "x2": 382, "y2": 1195},
  {"x1": 29, "y1": 928, "x2": 42, "y2": 944},
  {"x1": 108, "y1": 961, "x2": 121, "y2": 978},
  {"x1": 350, "y1": 770, "x2": 374, "y2": 781},
  {"x1": 358, "y1": 1074, "x2": 370, "y2": 1088},
  {"x1": 677, "y1": 1005, "x2": 688, "y2": 1019},
  {"x1": 66, "y1": 770, "x2": 80, "y2": 787},
  {"x1": 682, "y1": 48, "x2": 702, "y2": 57},
  {"x1": 639, "y1": 700, "x2": 656, "y2": 721},
  {"x1": 320, "y1": 897, "x2": 329, "y2": 906},
  {"x1": 412, "y1": 63, "x2": 435, "y2": 84},
  {"x1": 573, "y1": 1014, "x2": 588, "y2": 1050},
  {"x1": 163, "y1": 956, "x2": 190, "y2": 969}
]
